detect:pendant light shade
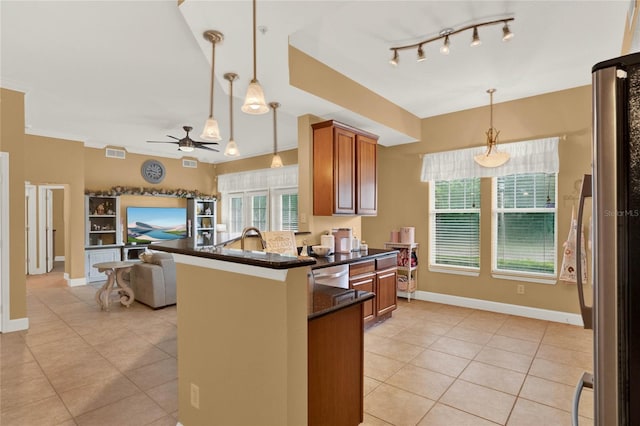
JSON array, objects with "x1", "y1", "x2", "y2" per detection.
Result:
[
  {"x1": 201, "y1": 30, "x2": 224, "y2": 141},
  {"x1": 224, "y1": 72, "x2": 240, "y2": 157},
  {"x1": 474, "y1": 88, "x2": 510, "y2": 168},
  {"x1": 242, "y1": 0, "x2": 268, "y2": 115},
  {"x1": 269, "y1": 102, "x2": 283, "y2": 168}
]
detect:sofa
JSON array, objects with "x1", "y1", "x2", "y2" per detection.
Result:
[{"x1": 129, "y1": 251, "x2": 177, "y2": 308}]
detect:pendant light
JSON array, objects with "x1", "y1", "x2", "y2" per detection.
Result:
[
  {"x1": 201, "y1": 30, "x2": 224, "y2": 141},
  {"x1": 241, "y1": 0, "x2": 269, "y2": 114},
  {"x1": 269, "y1": 102, "x2": 283, "y2": 168},
  {"x1": 224, "y1": 72, "x2": 240, "y2": 157},
  {"x1": 474, "y1": 89, "x2": 510, "y2": 168}
]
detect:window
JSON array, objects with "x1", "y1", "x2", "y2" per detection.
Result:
[
  {"x1": 271, "y1": 188, "x2": 298, "y2": 231},
  {"x1": 219, "y1": 166, "x2": 299, "y2": 238},
  {"x1": 429, "y1": 178, "x2": 480, "y2": 271},
  {"x1": 493, "y1": 173, "x2": 557, "y2": 276}
]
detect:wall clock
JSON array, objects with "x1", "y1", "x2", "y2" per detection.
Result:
[{"x1": 141, "y1": 159, "x2": 166, "y2": 184}]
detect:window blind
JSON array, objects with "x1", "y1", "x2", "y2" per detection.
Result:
[
  {"x1": 430, "y1": 178, "x2": 480, "y2": 269},
  {"x1": 494, "y1": 173, "x2": 557, "y2": 275}
]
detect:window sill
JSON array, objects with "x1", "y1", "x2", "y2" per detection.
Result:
[
  {"x1": 429, "y1": 265, "x2": 480, "y2": 277},
  {"x1": 492, "y1": 271, "x2": 557, "y2": 285}
]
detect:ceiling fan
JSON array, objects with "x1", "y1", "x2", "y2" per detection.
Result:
[{"x1": 147, "y1": 126, "x2": 219, "y2": 152}]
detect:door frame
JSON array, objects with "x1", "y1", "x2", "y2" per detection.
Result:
[
  {"x1": 38, "y1": 185, "x2": 63, "y2": 273},
  {"x1": 25, "y1": 184, "x2": 37, "y2": 274},
  {"x1": 1, "y1": 153, "x2": 10, "y2": 332}
]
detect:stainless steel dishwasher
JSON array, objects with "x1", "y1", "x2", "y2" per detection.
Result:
[{"x1": 309, "y1": 264, "x2": 349, "y2": 289}]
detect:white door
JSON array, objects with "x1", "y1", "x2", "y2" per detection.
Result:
[
  {"x1": 45, "y1": 188, "x2": 53, "y2": 272},
  {"x1": 25, "y1": 184, "x2": 37, "y2": 274}
]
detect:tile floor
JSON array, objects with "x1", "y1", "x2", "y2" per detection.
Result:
[{"x1": 1, "y1": 266, "x2": 594, "y2": 425}]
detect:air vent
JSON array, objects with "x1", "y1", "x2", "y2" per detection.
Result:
[
  {"x1": 183, "y1": 159, "x2": 198, "y2": 168},
  {"x1": 105, "y1": 148, "x2": 126, "y2": 159}
]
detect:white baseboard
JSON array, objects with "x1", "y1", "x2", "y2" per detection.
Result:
[
  {"x1": 66, "y1": 274, "x2": 86, "y2": 287},
  {"x1": 54, "y1": 256, "x2": 65, "y2": 261},
  {"x1": 2, "y1": 317, "x2": 29, "y2": 332},
  {"x1": 399, "y1": 290, "x2": 584, "y2": 326}
]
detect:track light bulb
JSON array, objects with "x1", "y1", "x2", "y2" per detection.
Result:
[
  {"x1": 440, "y1": 35, "x2": 450, "y2": 55},
  {"x1": 502, "y1": 22, "x2": 514, "y2": 41},
  {"x1": 389, "y1": 49, "x2": 399, "y2": 66},
  {"x1": 471, "y1": 27, "x2": 481, "y2": 46},
  {"x1": 417, "y1": 45, "x2": 426, "y2": 62}
]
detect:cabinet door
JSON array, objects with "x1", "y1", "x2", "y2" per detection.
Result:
[
  {"x1": 376, "y1": 268, "x2": 397, "y2": 316},
  {"x1": 356, "y1": 134, "x2": 377, "y2": 215},
  {"x1": 85, "y1": 248, "x2": 120, "y2": 282},
  {"x1": 349, "y1": 273, "x2": 375, "y2": 323},
  {"x1": 333, "y1": 127, "x2": 356, "y2": 214}
]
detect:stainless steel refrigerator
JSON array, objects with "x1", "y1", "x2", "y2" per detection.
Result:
[{"x1": 573, "y1": 52, "x2": 640, "y2": 425}]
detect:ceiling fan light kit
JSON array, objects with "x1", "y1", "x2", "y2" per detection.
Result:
[
  {"x1": 201, "y1": 30, "x2": 224, "y2": 141},
  {"x1": 474, "y1": 88, "x2": 510, "y2": 168},
  {"x1": 242, "y1": 0, "x2": 268, "y2": 115},
  {"x1": 389, "y1": 17, "x2": 514, "y2": 64}
]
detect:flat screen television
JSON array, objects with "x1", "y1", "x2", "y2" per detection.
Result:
[{"x1": 126, "y1": 206, "x2": 187, "y2": 244}]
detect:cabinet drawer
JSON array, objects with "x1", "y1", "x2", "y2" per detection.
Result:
[
  {"x1": 376, "y1": 255, "x2": 397, "y2": 271},
  {"x1": 349, "y1": 260, "x2": 375, "y2": 276}
]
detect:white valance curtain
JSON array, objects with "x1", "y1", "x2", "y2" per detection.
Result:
[
  {"x1": 217, "y1": 164, "x2": 298, "y2": 193},
  {"x1": 420, "y1": 137, "x2": 559, "y2": 182}
]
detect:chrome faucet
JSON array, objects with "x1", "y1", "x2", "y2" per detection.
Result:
[{"x1": 240, "y1": 227, "x2": 267, "y2": 250}]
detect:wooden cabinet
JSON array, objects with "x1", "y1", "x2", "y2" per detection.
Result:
[
  {"x1": 349, "y1": 255, "x2": 397, "y2": 325},
  {"x1": 349, "y1": 260, "x2": 376, "y2": 325},
  {"x1": 312, "y1": 120, "x2": 378, "y2": 216},
  {"x1": 187, "y1": 198, "x2": 217, "y2": 248},
  {"x1": 85, "y1": 247, "x2": 121, "y2": 282},
  {"x1": 308, "y1": 302, "x2": 365, "y2": 426}
]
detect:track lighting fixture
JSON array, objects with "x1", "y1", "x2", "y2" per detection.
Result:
[
  {"x1": 201, "y1": 30, "x2": 223, "y2": 141},
  {"x1": 502, "y1": 22, "x2": 514, "y2": 41},
  {"x1": 471, "y1": 27, "x2": 481, "y2": 47},
  {"x1": 389, "y1": 17, "x2": 514, "y2": 65},
  {"x1": 417, "y1": 45, "x2": 426, "y2": 62},
  {"x1": 242, "y1": 0, "x2": 269, "y2": 114},
  {"x1": 440, "y1": 34, "x2": 450, "y2": 55},
  {"x1": 474, "y1": 88, "x2": 510, "y2": 168},
  {"x1": 224, "y1": 72, "x2": 240, "y2": 157},
  {"x1": 269, "y1": 102, "x2": 283, "y2": 168},
  {"x1": 390, "y1": 49, "x2": 399, "y2": 66}
]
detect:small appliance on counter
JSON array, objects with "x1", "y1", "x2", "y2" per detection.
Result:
[
  {"x1": 320, "y1": 234, "x2": 335, "y2": 254},
  {"x1": 332, "y1": 228, "x2": 353, "y2": 253}
]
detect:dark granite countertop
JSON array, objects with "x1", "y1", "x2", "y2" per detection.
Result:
[
  {"x1": 309, "y1": 248, "x2": 398, "y2": 269},
  {"x1": 152, "y1": 238, "x2": 316, "y2": 269},
  {"x1": 308, "y1": 283, "x2": 375, "y2": 320},
  {"x1": 152, "y1": 238, "x2": 398, "y2": 270}
]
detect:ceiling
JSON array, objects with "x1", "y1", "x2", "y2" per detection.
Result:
[{"x1": 0, "y1": 1, "x2": 630, "y2": 164}]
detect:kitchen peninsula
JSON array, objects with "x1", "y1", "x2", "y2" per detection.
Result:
[{"x1": 153, "y1": 238, "x2": 396, "y2": 426}]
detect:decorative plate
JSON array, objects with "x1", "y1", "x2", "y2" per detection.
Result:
[{"x1": 141, "y1": 159, "x2": 166, "y2": 184}]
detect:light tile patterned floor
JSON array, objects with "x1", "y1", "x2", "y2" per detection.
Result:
[{"x1": 1, "y1": 266, "x2": 594, "y2": 425}]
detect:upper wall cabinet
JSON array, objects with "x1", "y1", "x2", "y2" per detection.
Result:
[{"x1": 312, "y1": 120, "x2": 378, "y2": 216}]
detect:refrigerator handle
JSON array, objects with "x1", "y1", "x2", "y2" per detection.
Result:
[
  {"x1": 571, "y1": 371, "x2": 594, "y2": 426},
  {"x1": 576, "y1": 174, "x2": 592, "y2": 330}
]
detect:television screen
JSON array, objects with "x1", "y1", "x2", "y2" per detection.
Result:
[{"x1": 127, "y1": 207, "x2": 187, "y2": 243}]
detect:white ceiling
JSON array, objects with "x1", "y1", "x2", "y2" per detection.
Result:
[{"x1": 0, "y1": 1, "x2": 630, "y2": 164}]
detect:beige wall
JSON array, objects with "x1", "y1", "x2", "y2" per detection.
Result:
[
  {"x1": 363, "y1": 85, "x2": 592, "y2": 314},
  {"x1": 1, "y1": 88, "x2": 27, "y2": 320}
]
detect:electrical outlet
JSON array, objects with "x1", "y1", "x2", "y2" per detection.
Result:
[
  {"x1": 190, "y1": 383, "x2": 200, "y2": 409},
  {"x1": 300, "y1": 213, "x2": 307, "y2": 224},
  {"x1": 517, "y1": 284, "x2": 525, "y2": 295}
]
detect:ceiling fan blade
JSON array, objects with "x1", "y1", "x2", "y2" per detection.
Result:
[
  {"x1": 166, "y1": 135, "x2": 180, "y2": 140},
  {"x1": 146, "y1": 141, "x2": 179, "y2": 144},
  {"x1": 194, "y1": 141, "x2": 219, "y2": 146},
  {"x1": 197, "y1": 145, "x2": 219, "y2": 152}
]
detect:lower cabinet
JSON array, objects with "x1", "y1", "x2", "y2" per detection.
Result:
[
  {"x1": 349, "y1": 254, "x2": 398, "y2": 325},
  {"x1": 85, "y1": 247, "x2": 121, "y2": 282}
]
